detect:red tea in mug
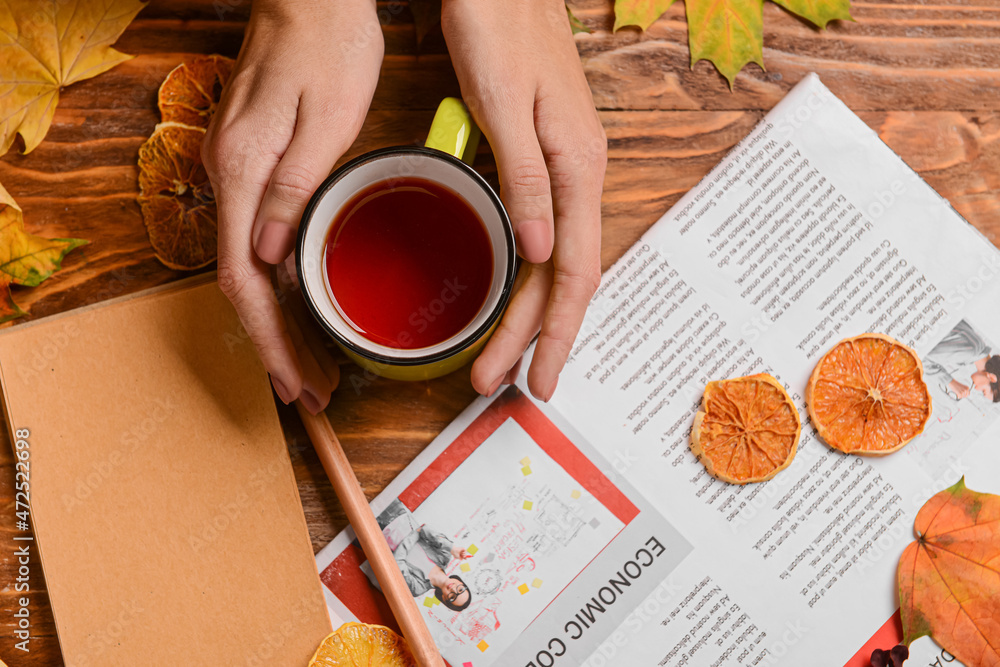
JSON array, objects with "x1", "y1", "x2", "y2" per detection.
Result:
[{"x1": 324, "y1": 177, "x2": 494, "y2": 349}]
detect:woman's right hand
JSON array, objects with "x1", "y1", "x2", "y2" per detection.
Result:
[
  {"x1": 948, "y1": 379, "x2": 970, "y2": 399},
  {"x1": 203, "y1": 0, "x2": 384, "y2": 413}
]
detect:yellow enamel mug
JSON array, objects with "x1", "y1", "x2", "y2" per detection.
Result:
[{"x1": 295, "y1": 99, "x2": 516, "y2": 381}]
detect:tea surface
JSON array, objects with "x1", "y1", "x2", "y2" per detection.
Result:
[{"x1": 325, "y1": 177, "x2": 493, "y2": 349}]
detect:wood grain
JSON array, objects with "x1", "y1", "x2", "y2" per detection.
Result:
[{"x1": 0, "y1": 0, "x2": 997, "y2": 664}]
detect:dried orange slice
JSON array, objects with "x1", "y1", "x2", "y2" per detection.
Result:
[
  {"x1": 137, "y1": 122, "x2": 217, "y2": 270},
  {"x1": 691, "y1": 373, "x2": 801, "y2": 484},
  {"x1": 807, "y1": 333, "x2": 931, "y2": 455},
  {"x1": 157, "y1": 54, "x2": 234, "y2": 128},
  {"x1": 309, "y1": 622, "x2": 416, "y2": 667}
]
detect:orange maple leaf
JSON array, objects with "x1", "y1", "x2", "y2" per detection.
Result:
[{"x1": 898, "y1": 477, "x2": 1000, "y2": 667}]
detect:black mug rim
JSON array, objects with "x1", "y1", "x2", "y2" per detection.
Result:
[{"x1": 295, "y1": 146, "x2": 517, "y2": 367}]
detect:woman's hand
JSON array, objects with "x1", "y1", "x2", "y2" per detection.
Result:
[
  {"x1": 948, "y1": 379, "x2": 970, "y2": 399},
  {"x1": 450, "y1": 545, "x2": 470, "y2": 560},
  {"x1": 202, "y1": 0, "x2": 383, "y2": 413},
  {"x1": 442, "y1": 0, "x2": 608, "y2": 402}
]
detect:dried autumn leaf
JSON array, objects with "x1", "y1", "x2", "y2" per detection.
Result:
[
  {"x1": 0, "y1": 182, "x2": 87, "y2": 323},
  {"x1": 0, "y1": 283, "x2": 24, "y2": 322},
  {"x1": 611, "y1": 0, "x2": 851, "y2": 86},
  {"x1": 613, "y1": 0, "x2": 676, "y2": 31},
  {"x1": 686, "y1": 0, "x2": 764, "y2": 88},
  {"x1": 897, "y1": 478, "x2": 1000, "y2": 666},
  {"x1": 771, "y1": 0, "x2": 853, "y2": 29},
  {"x1": 567, "y1": 6, "x2": 592, "y2": 34},
  {"x1": 0, "y1": 0, "x2": 145, "y2": 155}
]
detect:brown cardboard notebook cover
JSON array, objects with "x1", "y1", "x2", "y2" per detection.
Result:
[{"x1": 0, "y1": 275, "x2": 331, "y2": 665}]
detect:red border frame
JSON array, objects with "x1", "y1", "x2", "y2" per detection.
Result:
[{"x1": 319, "y1": 388, "x2": 639, "y2": 630}]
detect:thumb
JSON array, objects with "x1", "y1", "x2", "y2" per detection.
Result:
[
  {"x1": 484, "y1": 110, "x2": 554, "y2": 264},
  {"x1": 253, "y1": 107, "x2": 357, "y2": 265}
]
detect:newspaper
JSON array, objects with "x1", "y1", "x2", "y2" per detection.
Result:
[{"x1": 315, "y1": 74, "x2": 1000, "y2": 666}]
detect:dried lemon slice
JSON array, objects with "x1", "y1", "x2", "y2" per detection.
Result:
[{"x1": 309, "y1": 622, "x2": 417, "y2": 667}]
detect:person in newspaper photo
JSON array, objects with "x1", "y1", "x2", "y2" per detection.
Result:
[
  {"x1": 924, "y1": 319, "x2": 1000, "y2": 403},
  {"x1": 364, "y1": 499, "x2": 473, "y2": 611}
]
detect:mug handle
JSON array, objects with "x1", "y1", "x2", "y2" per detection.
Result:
[{"x1": 425, "y1": 97, "x2": 481, "y2": 165}]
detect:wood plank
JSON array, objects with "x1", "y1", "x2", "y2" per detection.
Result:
[{"x1": 0, "y1": 2, "x2": 998, "y2": 665}]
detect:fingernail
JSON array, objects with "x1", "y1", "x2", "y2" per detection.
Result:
[
  {"x1": 543, "y1": 375, "x2": 559, "y2": 402},
  {"x1": 486, "y1": 375, "x2": 503, "y2": 397},
  {"x1": 255, "y1": 222, "x2": 296, "y2": 264},
  {"x1": 515, "y1": 219, "x2": 552, "y2": 264},
  {"x1": 299, "y1": 387, "x2": 326, "y2": 415},
  {"x1": 271, "y1": 376, "x2": 295, "y2": 404}
]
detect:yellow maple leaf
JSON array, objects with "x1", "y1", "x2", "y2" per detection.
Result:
[
  {"x1": 614, "y1": 0, "x2": 677, "y2": 31},
  {"x1": 611, "y1": 0, "x2": 852, "y2": 87},
  {"x1": 771, "y1": 0, "x2": 852, "y2": 29},
  {"x1": 0, "y1": 0, "x2": 146, "y2": 155},
  {"x1": 0, "y1": 181, "x2": 87, "y2": 322}
]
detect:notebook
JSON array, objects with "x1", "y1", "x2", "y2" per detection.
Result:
[{"x1": 0, "y1": 274, "x2": 331, "y2": 665}]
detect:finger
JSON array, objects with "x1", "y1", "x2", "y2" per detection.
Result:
[
  {"x1": 217, "y1": 251, "x2": 302, "y2": 404},
  {"x1": 471, "y1": 262, "x2": 553, "y2": 396},
  {"x1": 284, "y1": 276, "x2": 342, "y2": 393},
  {"x1": 281, "y1": 295, "x2": 333, "y2": 415},
  {"x1": 527, "y1": 120, "x2": 606, "y2": 401},
  {"x1": 280, "y1": 253, "x2": 341, "y2": 391},
  {"x1": 477, "y1": 103, "x2": 555, "y2": 264},
  {"x1": 502, "y1": 356, "x2": 523, "y2": 387},
  {"x1": 205, "y1": 101, "x2": 307, "y2": 401},
  {"x1": 253, "y1": 95, "x2": 361, "y2": 265}
]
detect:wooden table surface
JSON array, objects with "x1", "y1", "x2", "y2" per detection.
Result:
[{"x1": 0, "y1": 0, "x2": 997, "y2": 663}]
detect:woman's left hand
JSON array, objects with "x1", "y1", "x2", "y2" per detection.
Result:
[{"x1": 442, "y1": 0, "x2": 607, "y2": 402}]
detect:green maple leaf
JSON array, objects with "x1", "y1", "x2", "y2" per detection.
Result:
[
  {"x1": 611, "y1": 0, "x2": 852, "y2": 87},
  {"x1": 771, "y1": 0, "x2": 852, "y2": 28},
  {"x1": 614, "y1": 0, "x2": 677, "y2": 31},
  {"x1": 0, "y1": 182, "x2": 87, "y2": 323},
  {"x1": 686, "y1": 0, "x2": 764, "y2": 88},
  {"x1": 568, "y1": 6, "x2": 592, "y2": 34}
]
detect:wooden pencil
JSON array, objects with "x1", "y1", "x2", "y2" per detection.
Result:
[{"x1": 296, "y1": 402, "x2": 445, "y2": 667}]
